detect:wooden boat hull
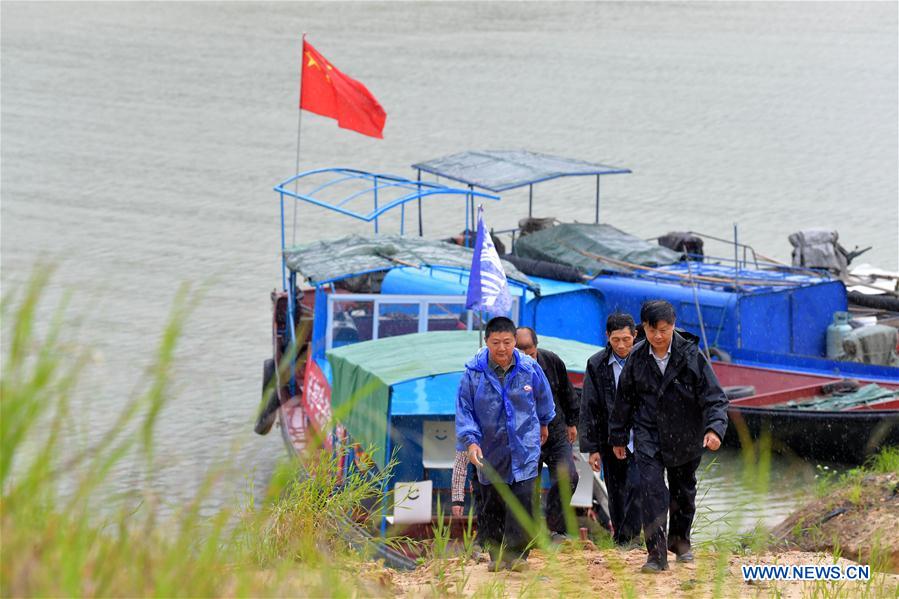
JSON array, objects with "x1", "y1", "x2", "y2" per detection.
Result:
[
  {"x1": 713, "y1": 362, "x2": 899, "y2": 464},
  {"x1": 724, "y1": 405, "x2": 899, "y2": 464}
]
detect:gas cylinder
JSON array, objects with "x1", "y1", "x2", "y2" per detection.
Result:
[{"x1": 826, "y1": 311, "x2": 852, "y2": 359}]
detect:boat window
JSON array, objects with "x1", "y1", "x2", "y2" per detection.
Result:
[
  {"x1": 427, "y1": 302, "x2": 468, "y2": 332},
  {"x1": 330, "y1": 299, "x2": 375, "y2": 348},
  {"x1": 378, "y1": 302, "x2": 422, "y2": 339},
  {"x1": 325, "y1": 293, "x2": 517, "y2": 350}
]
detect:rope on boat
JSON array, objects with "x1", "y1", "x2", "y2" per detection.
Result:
[{"x1": 568, "y1": 246, "x2": 823, "y2": 288}]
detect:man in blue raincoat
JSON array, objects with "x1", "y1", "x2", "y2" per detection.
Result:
[{"x1": 456, "y1": 316, "x2": 556, "y2": 571}]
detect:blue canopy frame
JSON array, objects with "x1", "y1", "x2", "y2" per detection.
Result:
[
  {"x1": 411, "y1": 150, "x2": 632, "y2": 223},
  {"x1": 274, "y1": 167, "x2": 500, "y2": 291}
]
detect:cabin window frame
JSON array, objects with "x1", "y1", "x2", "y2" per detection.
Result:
[{"x1": 324, "y1": 293, "x2": 518, "y2": 351}]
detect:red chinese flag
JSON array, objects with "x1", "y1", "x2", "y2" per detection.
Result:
[{"x1": 300, "y1": 41, "x2": 387, "y2": 139}]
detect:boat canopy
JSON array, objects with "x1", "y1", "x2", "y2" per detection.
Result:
[
  {"x1": 283, "y1": 234, "x2": 536, "y2": 288},
  {"x1": 274, "y1": 167, "x2": 501, "y2": 290},
  {"x1": 515, "y1": 223, "x2": 682, "y2": 275},
  {"x1": 274, "y1": 167, "x2": 499, "y2": 223},
  {"x1": 326, "y1": 330, "x2": 600, "y2": 469},
  {"x1": 411, "y1": 150, "x2": 631, "y2": 193}
]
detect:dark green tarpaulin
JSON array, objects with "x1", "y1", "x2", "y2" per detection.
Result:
[
  {"x1": 284, "y1": 234, "x2": 535, "y2": 288},
  {"x1": 514, "y1": 223, "x2": 681, "y2": 276},
  {"x1": 777, "y1": 384, "x2": 899, "y2": 410},
  {"x1": 326, "y1": 330, "x2": 601, "y2": 469}
]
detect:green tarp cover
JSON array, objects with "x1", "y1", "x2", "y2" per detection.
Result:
[
  {"x1": 284, "y1": 234, "x2": 535, "y2": 288},
  {"x1": 514, "y1": 223, "x2": 681, "y2": 276},
  {"x1": 326, "y1": 330, "x2": 601, "y2": 469},
  {"x1": 778, "y1": 384, "x2": 899, "y2": 411}
]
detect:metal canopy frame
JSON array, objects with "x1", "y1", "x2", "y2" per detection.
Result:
[
  {"x1": 411, "y1": 150, "x2": 632, "y2": 223},
  {"x1": 274, "y1": 167, "x2": 500, "y2": 291}
]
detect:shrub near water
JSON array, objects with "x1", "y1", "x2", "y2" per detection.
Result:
[{"x1": 0, "y1": 273, "x2": 391, "y2": 597}]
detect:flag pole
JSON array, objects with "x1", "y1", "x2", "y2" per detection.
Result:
[
  {"x1": 479, "y1": 310, "x2": 484, "y2": 348},
  {"x1": 291, "y1": 32, "x2": 307, "y2": 245}
]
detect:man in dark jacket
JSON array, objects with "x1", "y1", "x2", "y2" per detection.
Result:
[
  {"x1": 609, "y1": 300, "x2": 728, "y2": 573},
  {"x1": 515, "y1": 327, "x2": 579, "y2": 539},
  {"x1": 579, "y1": 312, "x2": 642, "y2": 546}
]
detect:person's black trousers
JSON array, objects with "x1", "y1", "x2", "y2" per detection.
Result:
[
  {"x1": 477, "y1": 476, "x2": 537, "y2": 561},
  {"x1": 468, "y1": 475, "x2": 486, "y2": 548},
  {"x1": 636, "y1": 451, "x2": 701, "y2": 563},
  {"x1": 538, "y1": 433, "x2": 579, "y2": 534},
  {"x1": 600, "y1": 446, "x2": 642, "y2": 545}
]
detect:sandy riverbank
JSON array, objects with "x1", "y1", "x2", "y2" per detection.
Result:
[
  {"x1": 386, "y1": 547, "x2": 897, "y2": 597},
  {"x1": 770, "y1": 472, "x2": 899, "y2": 572},
  {"x1": 382, "y1": 470, "x2": 899, "y2": 597}
]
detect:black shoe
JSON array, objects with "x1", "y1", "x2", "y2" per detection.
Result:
[
  {"x1": 507, "y1": 558, "x2": 529, "y2": 572},
  {"x1": 676, "y1": 550, "x2": 694, "y2": 563},
  {"x1": 640, "y1": 558, "x2": 669, "y2": 573},
  {"x1": 550, "y1": 532, "x2": 569, "y2": 544}
]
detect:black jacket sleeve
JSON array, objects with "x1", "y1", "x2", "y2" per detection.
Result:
[
  {"x1": 608, "y1": 357, "x2": 636, "y2": 447},
  {"x1": 697, "y1": 353, "x2": 729, "y2": 440},
  {"x1": 551, "y1": 353, "x2": 578, "y2": 427},
  {"x1": 578, "y1": 358, "x2": 602, "y2": 454}
]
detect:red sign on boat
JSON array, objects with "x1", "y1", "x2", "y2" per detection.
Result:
[{"x1": 302, "y1": 358, "x2": 332, "y2": 435}]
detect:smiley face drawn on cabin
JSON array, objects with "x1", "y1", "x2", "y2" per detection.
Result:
[
  {"x1": 392, "y1": 481, "x2": 433, "y2": 524},
  {"x1": 422, "y1": 421, "x2": 456, "y2": 470}
]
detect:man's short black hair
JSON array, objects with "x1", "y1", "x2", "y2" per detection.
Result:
[
  {"x1": 515, "y1": 326, "x2": 538, "y2": 346},
  {"x1": 640, "y1": 300, "x2": 677, "y2": 327},
  {"x1": 485, "y1": 316, "x2": 516, "y2": 338},
  {"x1": 606, "y1": 312, "x2": 636, "y2": 335}
]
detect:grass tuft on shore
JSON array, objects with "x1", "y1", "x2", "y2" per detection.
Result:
[{"x1": 1, "y1": 272, "x2": 392, "y2": 597}]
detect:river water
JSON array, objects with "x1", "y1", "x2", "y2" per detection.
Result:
[{"x1": 2, "y1": 2, "x2": 896, "y2": 529}]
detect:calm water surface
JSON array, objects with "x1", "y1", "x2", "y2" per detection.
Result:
[{"x1": 2, "y1": 2, "x2": 896, "y2": 526}]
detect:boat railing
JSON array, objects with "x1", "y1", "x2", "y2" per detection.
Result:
[
  {"x1": 274, "y1": 168, "x2": 500, "y2": 291},
  {"x1": 665, "y1": 229, "x2": 773, "y2": 270},
  {"x1": 489, "y1": 225, "x2": 525, "y2": 253},
  {"x1": 653, "y1": 230, "x2": 831, "y2": 280},
  {"x1": 625, "y1": 259, "x2": 831, "y2": 293},
  {"x1": 275, "y1": 168, "x2": 499, "y2": 229},
  {"x1": 488, "y1": 225, "x2": 829, "y2": 290}
]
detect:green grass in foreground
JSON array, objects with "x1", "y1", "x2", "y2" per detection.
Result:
[
  {"x1": 1, "y1": 270, "x2": 392, "y2": 597},
  {"x1": 2, "y1": 270, "x2": 897, "y2": 598}
]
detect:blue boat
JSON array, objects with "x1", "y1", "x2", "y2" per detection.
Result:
[
  {"x1": 256, "y1": 155, "x2": 897, "y2": 561},
  {"x1": 409, "y1": 150, "x2": 899, "y2": 382},
  {"x1": 258, "y1": 168, "x2": 616, "y2": 564}
]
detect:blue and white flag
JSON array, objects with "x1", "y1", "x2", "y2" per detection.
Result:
[{"x1": 466, "y1": 206, "x2": 512, "y2": 315}]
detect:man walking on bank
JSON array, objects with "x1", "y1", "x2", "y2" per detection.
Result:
[
  {"x1": 609, "y1": 300, "x2": 728, "y2": 573},
  {"x1": 456, "y1": 316, "x2": 556, "y2": 571},
  {"x1": 515, "y1": 326, "x2": 579, "y2": 540},
  {"x1": 579, "y1": 312, "x2": 642, "y2": 546}
]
